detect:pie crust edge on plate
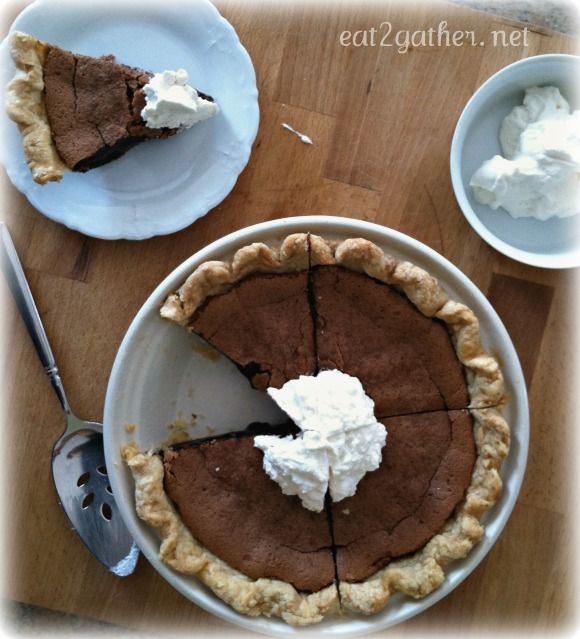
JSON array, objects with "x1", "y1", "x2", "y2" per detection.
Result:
[
  {"x1": 5, "y1": 31, "x2": 68, "y2": 184},
  {"x1": 123, "y1": 232, "x2": 510, "y2": 624}
]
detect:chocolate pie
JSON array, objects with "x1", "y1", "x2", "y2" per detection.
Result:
[
  {"x1": 6, "y1": 31, "x2": 215, "y2": 183},
  {"x1": 163, "y1": 429, "x2": 335, "y2": 593},
  {"x1": 189, "y1": 271, "x2": 316, "y2": 390},
  {"x1": 124, "y1": 233, "x2": 509, "y2": 624}
]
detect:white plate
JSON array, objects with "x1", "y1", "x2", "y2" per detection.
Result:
[
  {"x1": 103, "y1": 216, "x2": 529, "y2": 637},
  {"x1": 450, "y1": 54, "x2": 580, "y2": 269},
  {"x1": 0, "y1": 0, "x2": 259, "y2": 240}
]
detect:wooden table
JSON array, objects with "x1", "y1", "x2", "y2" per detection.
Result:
[{"x1": 2, "y1": 0, "x2": 576, "y2": 634}]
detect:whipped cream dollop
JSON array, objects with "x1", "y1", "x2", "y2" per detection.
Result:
[
  {"x1": 254, "y1": 370, "x2": 387, "y2": 512},
  {"x1": 141, "y1": 69, "x2": 218, "y2": 130},
  {"x1": 469, "y1": 86, "x2": 580, "y2": 220}
]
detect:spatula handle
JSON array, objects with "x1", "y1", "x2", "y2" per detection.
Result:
[{"x1": 0, "y1": 222, "x2": 71, "y2": 414}]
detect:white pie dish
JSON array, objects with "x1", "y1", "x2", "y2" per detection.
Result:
[
  {"x1": 450, "y1": 54, "x2": 580, "y2": 269},
  {"x1": 103, "y1": 216, "x2": 528, "y2": 637},
  {"x1": 0, "y1": 0, "x2": 259, "y2": 240}
]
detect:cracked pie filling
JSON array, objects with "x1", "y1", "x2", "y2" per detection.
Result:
[
  {"x1": 6, "y1": 31, "x2": 217, "y2": 184},
  {"x1": 123, "y1": 233, "x2": 509, "y2": 625}
]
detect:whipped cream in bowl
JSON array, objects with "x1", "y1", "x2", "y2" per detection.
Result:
[
  {"x1": 254, "y1": 370, "x2": 387, "y2": 512},
  {"x1": 470, "y1": 86, "x2": 580, "y2": 221},
  {"x1": 450, "y1": 54, "x2": 580, "y2": 268}
]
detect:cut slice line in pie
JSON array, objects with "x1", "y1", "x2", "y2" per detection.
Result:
[{"x1": 123, "y1": 232, "x2": 509, "y2": 625}]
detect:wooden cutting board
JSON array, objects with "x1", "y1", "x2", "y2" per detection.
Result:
[{"x1": 1, "y1": 0, "x2": 576, "y2": 633}]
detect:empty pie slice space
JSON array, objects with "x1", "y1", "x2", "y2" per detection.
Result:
[{"x1": 123, "y1": 233, "x2": 510, "y2": 625}]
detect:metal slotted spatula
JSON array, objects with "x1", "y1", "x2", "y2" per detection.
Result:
[{"x1": 1, "y1": 223, "x2": 139, "y2": 576}]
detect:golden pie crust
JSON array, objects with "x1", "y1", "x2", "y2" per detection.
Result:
[
  {"x1": 160, "y1": 233, "x2": 311, "y2": 325},
  {"x1": 125, "y1": 232, "x2": 510, "y2": 624},
  {"x1": 5, "y1": 31, "x2": 68, "y2": 184},
  {"x1": 162, "y1": 233, "x2": 504, "y2": 410}
]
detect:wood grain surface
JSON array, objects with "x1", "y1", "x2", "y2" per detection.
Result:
[{"x1": 1, "y1": 0, "x2": 578, "y2": 635}]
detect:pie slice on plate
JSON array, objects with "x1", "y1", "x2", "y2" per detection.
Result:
[
  {"x1": 123, "y1": 233, "x2": 509, "y2": 625},
  {"x1": 5, "y1": 31, "x2": 218, "y2": 184}
]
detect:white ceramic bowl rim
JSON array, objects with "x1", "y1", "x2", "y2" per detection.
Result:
[{"x1": 450, "y1": 53, "x2": 580, "y2": 269}]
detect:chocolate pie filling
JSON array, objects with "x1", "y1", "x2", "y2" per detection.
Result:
[
  {"x1": 189, "y1": 271, "x2": 317, "y2": 390},
  {"x1": 162, "y1": 411, "x2": 475, "y2": 588},
  {"x1": 42, "y1": 45, "x2": 212, "y2": 172},
  {"x1": 161, "y1": 265, "x2": 478, "y2": 589},
  {"x1": 42, "y1": 46, "x2": 173, "y2": 171},
  {"x1": 312, "y1": 266, "x2": 470, "y2": 417},
  {"x1": 163, "y1": 431, "x2": 336, "y2": 592},
  {"x1": 331, "y1": 410, "x2": 475, "y2": 582}
]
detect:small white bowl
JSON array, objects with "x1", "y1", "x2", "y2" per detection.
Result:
[{"x1": 450, "y1": 54, "x2": 580, "y2": 269}]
